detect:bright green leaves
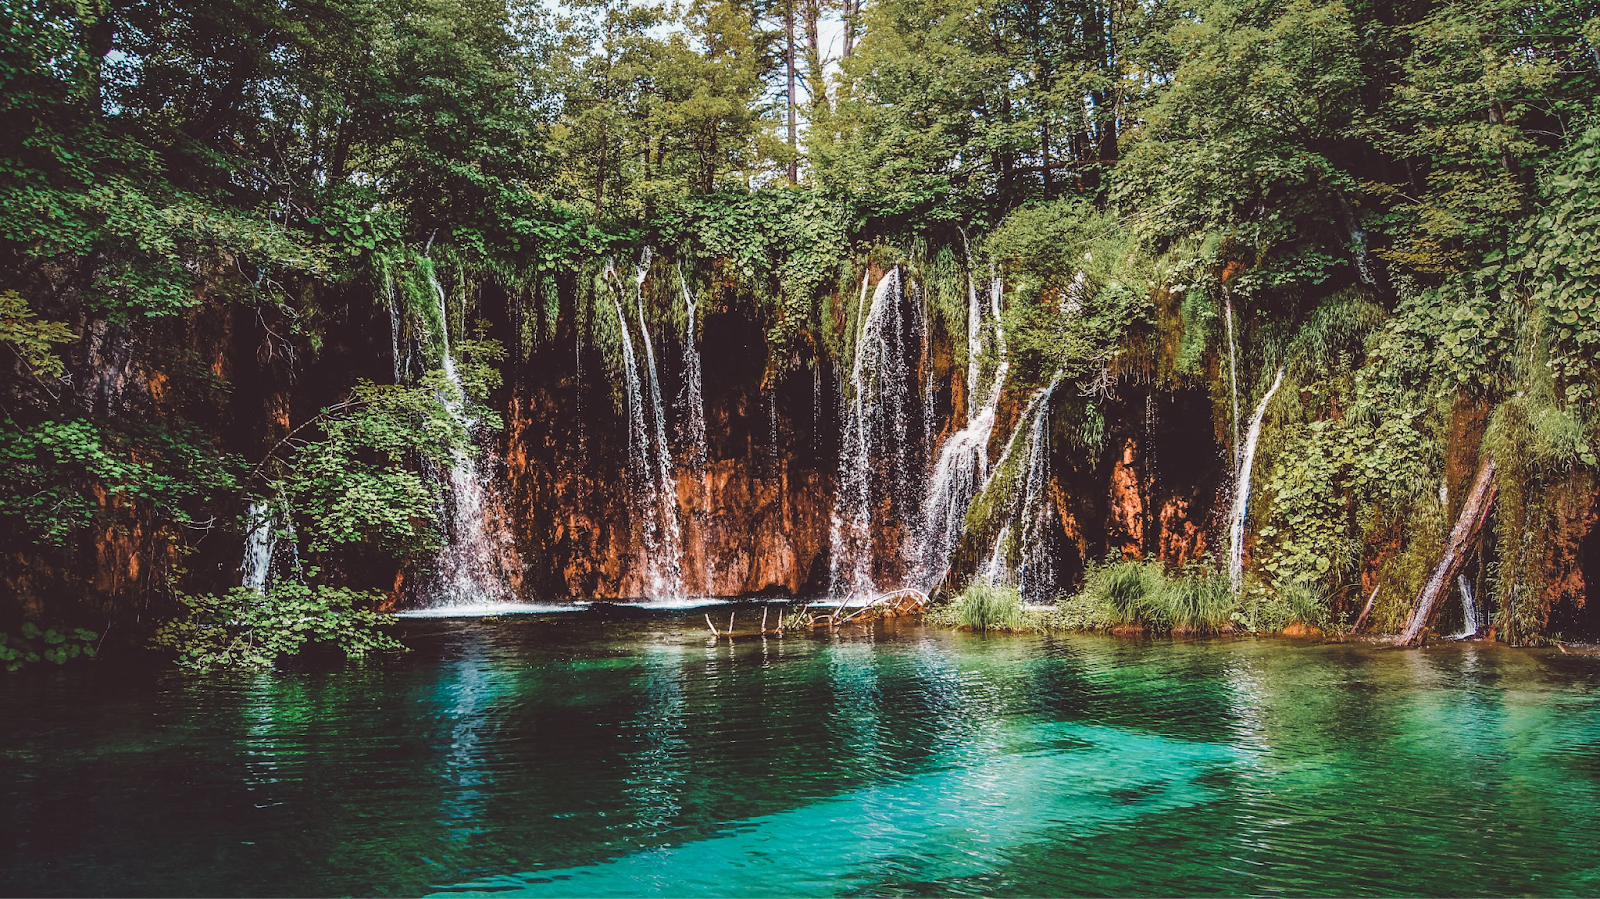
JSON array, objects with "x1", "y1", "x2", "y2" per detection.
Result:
[
  {"x1": 0, "y1": 415, "x2": 239, "y2": 545},
  {"x1": 0, "y1": 290, "x2": 74, "y2": 379},
  {"x1": 150, "y1": 579, "x2": 403, "y2": 673},
  {"x1": 270, "y1": 378, "x2": 479, "y2": 559},
  {"x1": 1369, "y1": 0, "x2": 1590, "y2": 274},
  {"x1": 1505, "y1": 125, "x2": 1600, "y2": 404}
]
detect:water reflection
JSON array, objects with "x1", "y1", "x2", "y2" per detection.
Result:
[{"x1": 3, "y1": 614, "x2": 1599, "y2": 898}]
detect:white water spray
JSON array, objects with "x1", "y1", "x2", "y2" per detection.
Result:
[
  {"x1": 608, "y1": 256, "x2": 683, "y2": 599},
  {"x1": 241, "y1": 500, "x2": 277, "y2": 593},
  {"x1": 1016, "y1": 379, "x2": 1062, "y2": 602},
  {"x1": 678, "y1": 266, "x2": 707, "y2": 472},
  {"x1": 635, "y1": 254, "x2": 684, "y2": 597},
  {"x1": 829, "y1": 268, "x2": 926, "y2": 594},
  {"x1": 916, "y1": 268, "x2": 1010, "y2": 588},
  {"x1": 1456, "y1": 575, "x2": 1480, "y2": 638},
  {"x1": 423, "y1": 267, "x2": 523, "y2": 608},
  {"x1": 965, "y1": 381, "x2": 1057, "y2": 594},
  {"x1": 1227, "y1": 367, "x2": 1285, "y2": 595},
  {"x1": 981, "y1": 524, "x2": 1013, "y2": 586}
]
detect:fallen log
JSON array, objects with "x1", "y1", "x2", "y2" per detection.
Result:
[
  {"x1": 1398, "y1": 455, "x2": 1497, "y2": 647},
  {"x1": 1352, "y1": 585, "x2": 1379, "y2": 633}
]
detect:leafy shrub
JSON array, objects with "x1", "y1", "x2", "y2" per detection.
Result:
[
  {"x1": 953, "y1": 585, "x2": 1026, "y2": 632},
  {"x1": 1156, "y1": 566, "x2": 1235, "y2": 633},
  {"x1": 151, "y1": 578, "x2": 404, "y2": 672},
  {"x1": 1062, "y1": 558, "x2": 1238, "y2": 635},
  {"x1": 0, "y1": 623, "x2": 99, "y2": 672},
  {"x1": 1247, "y1": 579, "x2": 1333, "y2": 634},
  {"x1": 1063, "y1": 558, "x2": 1165, "y2": 630}
]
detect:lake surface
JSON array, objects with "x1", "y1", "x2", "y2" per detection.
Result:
[{"x1": 5, "y1": 602, "x2": 1600, "y2": 897}]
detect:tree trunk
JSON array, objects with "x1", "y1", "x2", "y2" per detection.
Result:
[
  {"x1": 803, "y1": 0, "x2": 825, "y2": 111},
  {"x1": 843, "y1": 0, "x2": 857, "y2": 58},
  {"x1": 786, "y1": 0, "x2": 798, "y2": 182},
  {"x1": 1398, "y1": 455, "x2": 1497, "y2": 647}
]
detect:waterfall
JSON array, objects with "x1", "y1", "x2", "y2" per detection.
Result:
[
  {"x1": 964, "y1": 379, "x2": 1056, "y2": 595},
  {"x1": 1456, "y1": 575, "x2": 1480, "y2": 638},
  {"x1": 981, "y1": 524, "x2": 1012, "y2": 586},
  {"x1": 422, "y1": 267, "x2": 523, "y2": 608},
  {"x1": 1222, "y1": 286, "x2": 1241, "y2": 462},
  {"x1": 384, "y1": 275, "x2": 404, "y2": 384},
  {"x1": 1227, "y1": 367, "x2": 1285, "y2": 595},
  {"x1": 241, "y1": 500, "x2": 277, "y2": 593},
  {"x1": 609, "y1": 256, "x2": 683, "y2": 599},
  {"x1": 1016, "y1": 379, "x2": 1062, "y2": 603},
  {"x1": 916, "y1": 268, "x2": 1009, "y2": 588},
  {"x1": 678, "y1": 266, "x2": 707, "y2": 472},
  {"x1": 829, "y1": 268, "x2": 926, "y2": 594},
  {"x1": 635, "y1": 255, "x2": 684, "y2": 597}
]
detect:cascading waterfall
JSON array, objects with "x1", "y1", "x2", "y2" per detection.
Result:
[
  {"x1": 981, "y1": 523, "x2": 1012, "y2": 586},
  {"x1": 1457, "y1": 575, "x2": 1480, "y2": 638},
  {"x1": 969, "y1": 381, "x2": 1056, "y2": 592},
  {"x1": 634, "y1": 253, "x2": 685, "y2": 597},
  {"x1": 1016, "y1": 378, "x2": 1062, "y2": 602},
  {"x1": 678, "y1": 266, "x2": 707, "y2": 472},
  {"x1": 607, "y1": 256, "x2": 684, "y2": 599},
  {"x1": 423, "y1": 267, "x2": 523, "y2": 607},
  {"x1": 829, "y1": 268, "x2": 926, "y2": 594},
  {"x1": 916, "y1": 268, "x2": 1010, "y2": 588},
  {"x1": 384, "y1": 275, "x2": 405, "y2": 384},
  {"x1": 240, "y1": 500, "x2": 278, "y2": 593},
  {"x1": 1227, "y1": 367, "x2": 1285, "y2": 595}
]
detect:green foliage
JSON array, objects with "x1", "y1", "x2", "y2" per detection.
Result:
[
  {"x1": 0, "y1": 622, "x2": 98, "y2": 672},
  {"x1": 1505, "y1": 124, "x2": 1600, "y2": 405},
  {"x1": 0, "y1": 414, "x2": 239, "y2": 545},
  {"x1": 952, "y1": 584, "x2": 1026, "y2": 632},
  {"x1": 1245, "y1": 579, "x2": 1333, "y2": 634},
  {"x1": 0, "y1": 291, "x2": 74, "y2": 378},
  {"x1": 667, "y1": 190, "x2": 853, "y2": 360},
  {"x1": 1158, "y1": 566, "x2": 1236, "y2": 634},
  {"x1": 987, "y1": 201, "x2": 1157, "y2": 390},
  {"x1": 1060, "y1": 558, "x2": 1236, "y2": 635},
  {"x1": 1060, "y1": 558, "x2": 1158, "y2": 631},
  {"x1": 151, "y1": 578, "x2": 403, "y2": 672},
  {"x1": 274, "y1": 380, "x2": 473, "y2": 558}
]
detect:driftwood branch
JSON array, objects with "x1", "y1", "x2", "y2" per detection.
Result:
[
  {"x1": 1398, "y1": 455, "x2": 1497, "y2": 647},
  {"x1": 1352, "y1": 585, "x2": 1379, "y2": 633},
  {"x1": 245, "y1": 396, "x2": 369, "y2": 486}
]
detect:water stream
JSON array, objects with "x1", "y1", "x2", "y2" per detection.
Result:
[
  {"x1": 678, "y1": 265, "x2": 707, "y2": 473},
  {"x1": 421, "y1": 267, "x2": 524, "y2": 608},
  {"x1": 1228, "y1": 367, "x2": 1286, "y2": 595},
  {"x1": 607, "y1": 256, "x2": 684, "y2": 599},
  {"x1": 830, "y1": 268, "x2": 926, "y2": 594},
  {"x1": 634, "y1": 254, "x2": 684, "y2": 597},
  {"x1": 918, "y1": 269, "x2": 1009, "y2": 588},
  {"x1": 240, "y1": 500, "x2": 277, "y2": 593}
]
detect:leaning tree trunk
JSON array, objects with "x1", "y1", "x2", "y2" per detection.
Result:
[{"x1": 1398, "y1": 455, "x2": 1497, "y2": 647}]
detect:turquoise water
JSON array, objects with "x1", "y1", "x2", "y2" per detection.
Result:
[{"x1": 4, "y1": 604, "x2": 1600, "y2": 896}]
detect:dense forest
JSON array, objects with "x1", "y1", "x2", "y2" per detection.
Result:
[{"x1": 3, "y1": 0, "x2": 1600, "y2": 669}]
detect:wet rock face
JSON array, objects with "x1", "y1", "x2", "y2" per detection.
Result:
[
  {"x1": 1021, "y1": 382, "x2": 1225, "y2": 595},
  {"x1": 503, "y1": 304, "x2": 846, "y2": 599},
  {"x1": 10, "y1": 264, "x2": 1246, "y2": 619}
]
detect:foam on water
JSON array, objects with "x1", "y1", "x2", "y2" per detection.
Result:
[{"x1": 397, "y1": 602, "x2": 592, "y2": 618}]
